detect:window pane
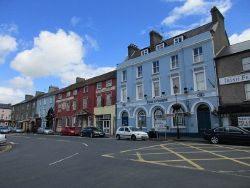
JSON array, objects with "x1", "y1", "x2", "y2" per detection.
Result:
[
  {"x1": 245, "y1": 84, "x2": 250, "y2": 100},
  {"x1": 195, "y1": 72, "x2": 205, "y2": 90},
  {"x1": 172, "y1": 77, "x2": 180, "y2": 93},
  {"x1": 153, "y1": 81, "x2": 160, "y2": 97},
  {"x1": 242, "y1": 57, "x2": 250, "y2": 71}
]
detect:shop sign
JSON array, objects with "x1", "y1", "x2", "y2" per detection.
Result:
[
  {"x1": 219, "y1": 73, "x2": 250, "y2": 85},
  {"x1": 147, "y1": 97, "x2": 168, "y2": 104},
  {"x1": 238, "y1": 116, "x2": 250, "y2": 126}
]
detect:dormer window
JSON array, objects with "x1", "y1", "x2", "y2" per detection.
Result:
[
  {"x1": 174, "y1": 36, "x2": 183, "y2": 44},
  {"x1": 141, "y1": 49, "x2": 149, "y2": 56},
  {"x1": 156, "y1": 43, "x2": 164, "y2": 51}
]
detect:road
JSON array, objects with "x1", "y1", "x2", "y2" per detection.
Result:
[{"x1": 0, "y1": 134, "x2": 250, "y2": 188}]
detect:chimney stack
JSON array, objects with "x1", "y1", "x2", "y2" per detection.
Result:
[
  {"x1": 35, "y1": 91, "x2": 45, "y2": 96},
  {"x1": 25, "y1": 94, "x2": 33, "y2": 101},
  {"x1": 128, "y1": 44, "x2": 140, "y2": 59},
  {"x1": 76, "y1": 77, "x2": 85, "y2": 83},
  {"x1": 211, "y1": 6, "x2": 224, "y2": 23},
  {"x1": 150, "y1": 30, "x2": 163, "y2": 51},
  {"x1": 48, "y1": 86, "x2": 59, "y2": 93}
]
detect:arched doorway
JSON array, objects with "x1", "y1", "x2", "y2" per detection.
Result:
[
  {"x1": 137, "y1": 110, "x2": 146, "y2": 130},
  {"x1": 197, "y1": 104, "x2": 211, "y2": 134},
  {"x1": 122, "y1": 111, "x2": 128, "y2": 126},
  {"x1": 172, "y1": 105, "x2": 185, "y2": 128},
  {"x1": 153, "y1": 108, "x2": 164, "y2": 130}
]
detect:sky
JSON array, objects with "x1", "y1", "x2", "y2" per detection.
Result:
[{"x1": 0, "y1": 0, "x2": 250, "y2": 104}]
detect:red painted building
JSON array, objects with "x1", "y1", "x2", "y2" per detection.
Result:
[{"x1": 55, "y1": 71, "x2": 116, "y2": 134}]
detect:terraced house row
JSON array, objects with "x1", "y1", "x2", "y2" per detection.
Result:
[{"x1": 9, "y1": 7, "x2": 250, "y2": 135}]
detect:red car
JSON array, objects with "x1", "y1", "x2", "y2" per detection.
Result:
[{"x1": 60, "y1": 127, "x2": 81, "y2": 136}]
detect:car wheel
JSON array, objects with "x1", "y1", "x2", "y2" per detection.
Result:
[
  {"x1": 116, "y1": 134, "x2": 120, "y2": 140},
  {"x1": 131, "y1": 135, "x2": 136, "y2": 141},
  {"x1": 210, "y1": 136, "x2": 219, "y2": 144}
]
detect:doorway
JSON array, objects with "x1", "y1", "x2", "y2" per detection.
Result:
[{"x1": 197, "y1": 104, "x2": 211, "y2": 134}]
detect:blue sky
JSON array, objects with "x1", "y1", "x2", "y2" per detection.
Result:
[{"x1": 0, "y1": 0, "x2": 250, "y2": 104}]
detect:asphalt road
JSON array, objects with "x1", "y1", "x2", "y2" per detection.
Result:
[{"x1": 1, "y1": 134, "x2": 250, "y2": 188}]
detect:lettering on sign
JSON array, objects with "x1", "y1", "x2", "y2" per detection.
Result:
[
  {"x1": 238, "y1": 117, "x2": 250, "y2": 126},
  {"x1": 219, "y1": 73, "x2": 250, "y2": 85},
  {"x1": 147, "y1": 97, "x2": 168, "y2": 104}
]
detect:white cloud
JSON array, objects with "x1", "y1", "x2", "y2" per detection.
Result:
[
  {"x1": 0, "y1": 23, "x2": 18, "y2": 35},
  {"x1": 229, "y1": 28, "x2": 250, "y2": 45},
  {"x1": 161, "y1": 0, "x2": 232, "y2": 26},
  {"x1": 0, "y1": 35, "x2": 17, "y2": 64},
  {"x1": 9, "y1": 76, "x2": 34, "y2": 91},
  {"x1": 10, "y1": 29, "x2": 114, "y2": 85},
  {"x1": 84, "y1": 34, "x2": 99, "y2": 51},
  {"x1": 0, "y1": 86, "x2": 26, "y2": 104},
  {"x1": 70, "y1": 16, "x2": 81, "y2": 27}
]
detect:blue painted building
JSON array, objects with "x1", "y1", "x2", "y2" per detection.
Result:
[
  {"x1": 116, "y1": 7, "x2": 229, "y2": 135},
  {"x1": 36, "y1": 86, "x2": 59, "y2": 130}
]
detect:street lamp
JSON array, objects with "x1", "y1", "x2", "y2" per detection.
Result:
[{"x1": 173, "y1": 85, "x2": 180, "y2": 139}]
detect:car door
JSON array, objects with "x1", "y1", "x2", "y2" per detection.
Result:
[
  {"x1": 124, "y1": 127, "x2": 131, "y2": 139},
  {"x1": 118, "y1": 127, "x2": 125, "y2": 139},
  {"x1": 228, "y1": 127, "x2": 250, "y2": 143}
]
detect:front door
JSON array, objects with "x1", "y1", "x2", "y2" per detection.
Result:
[{"x1": 197, "y1": 104, "x2": 211, "y2": 134}]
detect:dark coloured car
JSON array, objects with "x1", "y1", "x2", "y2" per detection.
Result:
[
  {"x1": 60, "y1": 127, "x2": 81, "y2": 136},
  {"x1": 80, "y1": 127, "x2": 105, "y2": 138},
  {"x1": 203, "y1": 126, "x2": 250, "y2": 144}
]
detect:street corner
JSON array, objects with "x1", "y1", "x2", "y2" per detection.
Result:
[{"x1": 0, "y1": 143, "x2": 13, "y2": 153}]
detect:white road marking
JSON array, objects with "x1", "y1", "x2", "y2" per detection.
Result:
[
  {"x1": 82, "y1": 143, "x2": 88, "y2": 146},
  {"x1": 37, "y1": 138, "x2": 47, "y2": 140},
  {"x1": 9, "y1": 141, "x2": 19, "y2": 145},
  {"x1": 49, "y1": 153, "x2": 79, "y2": 166},
  {"x1": 56, "y1": 139, "x2": 71, "y2": 143}
]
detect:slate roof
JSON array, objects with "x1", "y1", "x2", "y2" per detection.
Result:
[
  {"x1": 0, "y1": 103, "x2": 11, "y2": 109},
  {"x1": 216, "y1": 40, "x2": 250, "y2": 59}
]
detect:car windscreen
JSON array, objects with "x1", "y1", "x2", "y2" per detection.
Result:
[{"x1": 129, "y1": 127, "x2": 140, "y2": 131}]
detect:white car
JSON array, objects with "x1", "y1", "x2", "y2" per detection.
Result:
[
  {"x1": 116, "y1": 126, "x2": 149, "y2": 140},
  {"x1": 0, "y1": 134, "x2": 7, "y2": 145}
]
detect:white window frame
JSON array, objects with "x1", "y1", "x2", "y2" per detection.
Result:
[
  {"x1": 121, "y1": 87, "x2": 127, "y2": 102},
  {"x1": 73, "y1": 89, "x2": 77, "y2": 95},
  {"x1": 72, "y1": 100, "x2": 77, "y2": 110},
  {"x1": 106, "y1": 80, "x2": 112, "y2": 87},
  {"x1": 141, "y1": 49, "x2": 149, "y2": 56},
  {"x1": 193, "y1": 70, "x2": 206, "y2": 91},
  {"x1": 136, "y1": 84, "x2": 144, "y2": 100},
  {"x1": 242, "y1": 57, "x2": 250, "y2": 71},
  {"x1": 96, "y1": 95, "x2": 102, "y2": 107},
  {"x1": 152, "y1": 80, "x2": 161, "y2": 98},
  {"x1": 152, "y1": 61, "x2": 159, "y2": 74},
  {"x1": 97, "y1": 82, "x2": 102, "y2": 90},
  {"x1": 106, "y1": 92, "x2": 112, "y2": 106},
  {"x1": 245, "y1": 84, "x2": 250, "y2": 100},
  {"x1": 83, "y1": 86, "x2": 88, "y2": 93},
  {"x1": 66, "y1": 91, "x2": 71, "y2": 97},
  {"x1": 174, "y1": 36, "x2": 183, "y2": 44},
  {"x1": 122, "y1": 70, "x2": 127, "y2": 82},
  {"x1": 171, "y1": 75, "x2": 181, "y2": 95},
  {"x1": 171, "y1": 55, "x2": 179, "y2": 69},
  {"x1": 137, "y1": 66, "x2": 142, "y2": 78},
  {"x1": 193, "y1": 46, "x2": 203, "y2": 64},
  {"x1": 156, "y1": 43, "x2": 164, "y2": 51},
  {"x1": 83, "y1": 98, "x2": 88, "y2": 109}
]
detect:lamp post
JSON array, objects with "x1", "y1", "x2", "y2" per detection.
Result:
[{"x1": 173, "y1": 85, "x2": 180, "y2": 139}]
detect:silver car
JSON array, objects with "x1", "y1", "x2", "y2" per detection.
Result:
[
  {"x1": 43, "y1": 128, "x2": 54, "y2": 135},
  {"x1": 0, "y1": 134, "x2": 7, "y2": 145}
]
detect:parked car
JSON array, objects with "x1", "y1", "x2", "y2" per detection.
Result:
[
  {"x1": 43, "y1": 127, "x2": 54, "y2": 135},
  {"x1": 238, "y1": 125, "x2": 250, "y2": 131},
  {"x1": 60, "y1": 127, "x2": 80, "y2": 136},
  {"x1": 80, "y1": 127, "x2": 105, "y2": 138},
  {"x1": 0, "y1": 126, "x2": 11, "y2": 134},
  {"x1": 0, "y1": 134, "x2": 7, "y2": 145},
  {"x1": 203, "y1": 126, "x2": 250, "y2": 144},
  {"x1": 37, "y1": 127, "x2": 44, "y2": 134},
  {"x1": 15, "y1": 128, "x2": 24, "y2": 133},
  {"x1": 116, "y1": 126, "x2": 149, "y2": 141},
  {"x1": 8, "y1": 126, "x2": 16, "y2": 133}
]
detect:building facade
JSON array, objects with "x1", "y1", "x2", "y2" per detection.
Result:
[
  {"x1": 55, "y1": 71, "x2": 116, "y2": 135},
  {"x1": 0, "y1": 103, "x2": 11, "y2": 126},
  {"x1": 116, "y1": 7, "x2": 229, "y2": 135},
  {"x1": 36, "y1": 86, "x2": 59, "y2": 130},
  {"x1": 216, "y1": 40, "x2": 250, "y2": 127}
]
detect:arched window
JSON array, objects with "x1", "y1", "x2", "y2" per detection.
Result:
[
  {"x1": 172, "y1": 105, "x2": 185, "y2": 127},
  {"x1": 154, "y1": 108, "x2": 164, "y2": 129},
  {"x1": 122, "y1": 111, "x2": 128, "y2": 126},
  {"x1": 137, "y1": 110, "x2": 146, "y2": 129}
]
